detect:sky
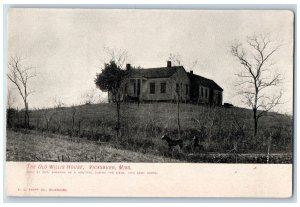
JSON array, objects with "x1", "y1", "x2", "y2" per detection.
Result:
[{"x1": 7, "y1": 9, "x2": 294, "y2": 114}]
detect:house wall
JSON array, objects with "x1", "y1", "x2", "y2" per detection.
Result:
[
  {"x1": 125, "y1": 79, "x2": 138, "y2": 97},
  {"x1": 117, "y1": 78, "x2": 144, "y2": 98},
  {"x1": 213, "y1": 89, "x2": 223, "y2": 105},
  {"x1": 197, "y1": 85, "x2": 210, "y2": 104},
  {"x1": 189, "y1": 84, "x2": 223, "y2": 106},
  {"x1": 142, "y1": 78, "x2": 174, "y2": 101},
  {"x1": 169, "y1": 67, "x2": 190, "y2": 101},
  {"x1": 108, "y1": 67, "x2": 224, "y2": 104},
  {"x1": 122, "y1": 67, "x2": 190, "y2": 102}
]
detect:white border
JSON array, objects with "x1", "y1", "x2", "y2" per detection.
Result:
[{"x1": 0, "y1": 1, "x2": 298, "y2": 206}]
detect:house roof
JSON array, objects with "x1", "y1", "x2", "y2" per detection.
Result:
[
  {"x1": 187, "y1": 73, "x2": 223, "y2": 91},
  {"x1": 125, "y1": 66, "x2": 183, "y2": 79},
  {"x1": 125, "y1": 65, "x2": 223, "y2": 91}
]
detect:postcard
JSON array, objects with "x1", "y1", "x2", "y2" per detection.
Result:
[{"x1": 5, "y1": 8, "x2": 294, "y2": 197}]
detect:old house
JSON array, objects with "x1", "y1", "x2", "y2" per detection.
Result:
[
  {"x1": 118, "y1": 61, "x2": 190, "y2": 102},
  {"x1": 108, "y1": 61, "x2": 223, "y2": 105},
  {"x1": 188, "y1": 71, "x2": 223, "y2": 105}
]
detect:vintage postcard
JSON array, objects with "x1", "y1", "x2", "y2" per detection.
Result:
[{"x1": 5, "y1": 8, "x2": 294, "y2": 197}]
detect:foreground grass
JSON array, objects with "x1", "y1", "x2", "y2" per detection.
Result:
[
  {"x1": 8, "y1": 102, "x2": 292, "y2": 159},
  {"x1": 6, "y1": 129, "x2": 292, "y2": 163},
  {"x1": 6, "y1": 129, "x2": 179, "y2": 163}
]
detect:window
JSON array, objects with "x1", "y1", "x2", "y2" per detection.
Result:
[
  {"x1": 137, "y1": 79, "x2": 141, "y2": 96},
  {"x1": 206, "y1": 88, "x2": 209, "y2": 99},
  {"x1": 186, "y1": 84, "x2": 189, "y2": 95},
  {"x1": 133, "y1": 82, "x2": 136, "y2": 95},
  {"x1": 150, "y1": 82, "x2": 155, "y2": 94},
  {"x1": 161, "y1": 82, "x2": 166, "y2": 93},
  {"x1": 200, "y1": 87, "x2": 204, "y2": 97},
  {"x1": 130, "y1": 79, "x2": 136, "y2": 95},
  {"x1": 176, "y1": 83, "x2": 180, "y2": 93}
]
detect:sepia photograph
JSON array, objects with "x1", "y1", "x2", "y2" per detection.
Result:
[
  {"x1": 4, "y1": 6, "x2": 296, "y2": 198},
  {"x1": 5, "y1": 9, "x2": 294, "y2": 165}
]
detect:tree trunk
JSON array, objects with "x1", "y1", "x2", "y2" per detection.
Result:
[
  {"x1": 26, "y1": 111, "x2": 29, "y2": 128},
  {"x1": 71, "y1": 115, "x2": 75, "y2": 134},
  {"x1": 116, "y1": 101, "x2": 121, "y2": 138},
  {"x1": 177, "y1": 95, "x2": 181, "y2": 139},
  {"x1": 78, "y1": 120, "x2": 82, "y2": 136},
  {"x1": 253, "y1": 108, "x2": 258, "y2": 136},
  {"x1": 24, "y1": 101, "x2": 29, "y2": 128},
  {"x1": 267, "y1": 135, "x2": 272, "y2": 164}
]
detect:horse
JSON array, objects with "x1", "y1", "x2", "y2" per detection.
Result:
[{"x1": 161, "y1": 135, "x2": 183, "y2": 150}]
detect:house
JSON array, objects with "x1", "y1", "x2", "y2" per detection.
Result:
[
  {"x1": 117, "y1": 61, "x2": 190, "y2": 102},
  {"x1": 188, "y1": 71, "x2": 223, "y2": 105},
  {"x1": 108, "y1": 61, "x2": 223, "y2": 105}
]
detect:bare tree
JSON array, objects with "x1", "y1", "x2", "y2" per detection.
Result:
[
  {"x1": 231, "y1": 34, "x2": 283, "y2": 136},
  {"x1": 70, "y1": 106, "x2": 77, "y2": 135},
  {"x1": 167, "y1": 54, "x2": 198, "y2": 140},
  {"x1": 193, "y1": 106, "x2": 218, "y2": 143},
  {"x1": 7, "y1": 56, "x2": 36, "y2": 128},
  {"x1": 43, "y1": 110, "x2": 55, "y2": 131},
  {"x1": 103, "y1": 46, "x2": 129, "y2": 68},
  {"x1": 6, "y1": 87, "x2": 16, "y2": 128},
  {"x1": 52, "y1": 96, "x2": 64, "y2": 108},
  {"x1": 6, "y1": 87, "x2": 15, "y2": 110},
  {"x1": 175, "y1": 82, "x2": 181, "y2": 139},
  {"x1": 167, "y1": 53, "x2": 198, "y2": 71},
  {"x1": 80, "y1": 89, "x2": 97, "y2": 105}
]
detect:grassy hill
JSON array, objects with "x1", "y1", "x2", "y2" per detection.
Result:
[
  {"x1": 7, "y1": 102, "x2": 293, "y2": 162},
  {"x1": 6, "y1": 129, "x2": 178, "y2": 162}
]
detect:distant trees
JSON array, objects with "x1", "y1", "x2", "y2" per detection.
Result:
[
  {"x1": 167, "y1": 53, "x2": 198, "y2": 70},
  {"x1": 95, "y1": 61, "x2": 126, "y2": 137},
  {"x1": 6, "y1": 88, "x2": 15, "y2": 110},
  {"x1": 231, "y1": 34, "x2": 283, "y2": 136},
  {"x1": 80, "y1": 89, "x2": 99, "y2": 105},
  {"x1": 6, "y1": 88, "x2": 16, "y2": 128},
  {"x1": 52, "y1": 96, "x2": 64, "y2": 109},
  {"x1": 103, "y1": 46, "x2": 129, "y2": 68},
  {"x1": 43, "y1": 110, "x2": 55, "y2": 131},
  {"x1": 7, "y1": 56, "x2": 36, "y2": 128}
]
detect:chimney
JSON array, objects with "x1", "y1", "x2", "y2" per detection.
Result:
[
  {"x1": 126, "y1": 64, "x2": 131, "y2": 70},
  {"x1": 167, "y1": 61, "x2": 172, "y2": 67},
  {"x1": 190, "y1": 70, "x2": 193, "y2": 74}
]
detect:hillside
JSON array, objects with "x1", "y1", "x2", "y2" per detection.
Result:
[
  {"x1": 28, "y1": 102, "x2": 292, "y2": 133},
  {"x1": 7, "y1": 102, "x2": 293, "y2": 163},
  {"x1": 6, "y1": 129, "x2": 178, "y2": 162}
]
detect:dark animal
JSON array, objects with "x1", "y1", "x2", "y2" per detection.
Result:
[
  {"x1": 161, "y1": 135, "x2": 183, "y2": 150},
  {"x1": 192, "y1": 136, "x2": 204, "y2": 151},
  {"x1": 193, "y1": 136, "x2": 200, "y2": 149}
]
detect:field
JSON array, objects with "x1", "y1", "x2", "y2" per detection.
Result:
[
  {"x1": 7, "y1": 102, "x2": 293, "y2": 163},
  {"x1": 6, "y1": 129, "x2": 178, "y2": 162}
]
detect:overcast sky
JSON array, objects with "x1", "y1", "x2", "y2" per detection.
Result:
[{"x1": 7, "y1": 9, "x2": 294, "y2": 114}]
